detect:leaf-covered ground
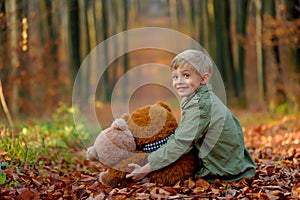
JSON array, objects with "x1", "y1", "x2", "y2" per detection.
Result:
[{"x1": 0, "y1": 114, "x2": 299, "y2": 199}]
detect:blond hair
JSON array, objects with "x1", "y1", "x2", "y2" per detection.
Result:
[{"x1": 170, "y1": 49, "x2": 213, "y2": 76}]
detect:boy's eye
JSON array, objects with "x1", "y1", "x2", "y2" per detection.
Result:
[
  {"x1": 183, "y1": 73, "x2": 190, "y2": 78},
  {"x1": 172, "y1": 75, "x2": 178, "y2": 79}
]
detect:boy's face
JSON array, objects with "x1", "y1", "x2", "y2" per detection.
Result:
[{"x1": 172, "y1": 66, "x2": 203, "y2": 98}]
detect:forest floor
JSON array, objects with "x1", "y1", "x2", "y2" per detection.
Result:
[{"x1": 0, "y1": 106, "x2": 299, "y2": 199}]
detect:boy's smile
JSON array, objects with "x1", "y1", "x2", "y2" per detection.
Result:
[{"x1": 172, "y1": 67, "x2": 203, "y2": 98}]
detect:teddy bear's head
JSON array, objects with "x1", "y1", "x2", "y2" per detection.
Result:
[
  {"x1": 121, "y1": 101, "x2": 178, "y2": 151},
  {"x1": 86, "y1": 118, "x2": 136, "y2": 167}
]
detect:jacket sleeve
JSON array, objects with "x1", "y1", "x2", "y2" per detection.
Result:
[{"x1": 148, "y1": 94, "x2": 211, "y2": 171}]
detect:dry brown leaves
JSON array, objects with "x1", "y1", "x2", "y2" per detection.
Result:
[{"x1": 1, "y1": 115, "x2": 299, "y2": 199}]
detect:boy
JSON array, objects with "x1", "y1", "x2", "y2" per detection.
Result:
[{"x1": 126, "y1": 49, "x2": 256, "y2": 182}]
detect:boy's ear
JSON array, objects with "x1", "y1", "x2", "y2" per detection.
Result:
[{"x1": 201, "y1": 73, "x2": 210, "y2": 84}]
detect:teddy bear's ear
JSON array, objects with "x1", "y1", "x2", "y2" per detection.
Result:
[
  {"x1": 121, "y1": 113, "x2": 130, "y2": 122},
  {"x1": 86, "y1": 146, "x2": 98, "y2": 161},
  {"x1": 111, "y1": 118, "x2": 128, "y2": 131},
  {"x1": 156, "y1": 101, "x2": 171, "y2": 112}
]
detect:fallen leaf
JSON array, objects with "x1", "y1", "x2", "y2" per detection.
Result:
[
  {"x1": 135, "y1": 192, "x2": 150, "y2": 199},
  {"x1": 162, "y1": 186, "x2": 177, "y2": 195},
  {"x1": 195, "y1": 178, "x2": 210, "y2": 191},
  {"x1": 187, "y1": 178, "x2": 196, "y2": 189},
  {"x1": 17, "y1": 188, "x2": 39, "y2": 200},
  {"x1": 292, "y1": 185, "x2": 300, "y2": 197},
  {"x1": 150, "y1": 187, "x2": 171, "y2": 199},
  {"x1": 31, "y1": 178, "x2": 42, "y2": 186},
  {"x1": 266, "y1": 190, "x2": 280, "y2": 200}
]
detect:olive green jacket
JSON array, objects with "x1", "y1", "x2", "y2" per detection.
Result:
[{"x1": 148, "y1": 84, "x2": 256, "y2": 182}]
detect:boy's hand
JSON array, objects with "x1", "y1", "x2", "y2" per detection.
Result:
[{"x1": 126, "y1": 163, "x2": 152, "y2": 181}]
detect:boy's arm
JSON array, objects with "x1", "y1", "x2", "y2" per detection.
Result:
[{"x1": 148, "y1": 96, "x2": 211, "y2": 171}]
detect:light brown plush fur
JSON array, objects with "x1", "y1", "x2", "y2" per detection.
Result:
[
  {"x1": 87, "y1": 101, "x2": 197, "y2": 187},
  {"x1": 86, "y1": 118, "x2": 136, "y2": 168}
]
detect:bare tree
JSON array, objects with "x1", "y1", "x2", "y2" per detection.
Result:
[{"x1": 0, "y1": 78, "x2": 14, "y2": 126}]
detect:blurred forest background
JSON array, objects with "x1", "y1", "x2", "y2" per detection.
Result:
[{"x1": 0, "y1": 0, "x2": 299, "y2": 124}]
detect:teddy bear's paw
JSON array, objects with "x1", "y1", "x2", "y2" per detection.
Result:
[
  {"x1": 99, "y1": 171, "x2": 112, "y2": 187},
  {"x1": 99, "y1": 170, "x2": 121, "y2": 187}
]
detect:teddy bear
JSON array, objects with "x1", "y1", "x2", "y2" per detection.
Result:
[
  {"x1": 86, "y1": 118, "x2": 136, "y2": 183},
  {"x1": 86, "y1": 101, "x2": 197, "y2": 187}
]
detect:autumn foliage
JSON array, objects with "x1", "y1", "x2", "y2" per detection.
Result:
[{"x1": 0, "y1": 112, "x2": 299, "y2": 199}]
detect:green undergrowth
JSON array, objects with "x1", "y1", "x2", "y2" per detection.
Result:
[{"x1": 0, "y1": 104, "x2": 91, "y2": 171}]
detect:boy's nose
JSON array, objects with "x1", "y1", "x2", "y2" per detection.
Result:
[{"x1": 176, "y1": 76, "x2": 184, "y2": 83}]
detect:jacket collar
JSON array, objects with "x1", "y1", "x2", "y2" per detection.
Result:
[{"x1": 180, "y1": 84, "x2": 212, "y2": 108}]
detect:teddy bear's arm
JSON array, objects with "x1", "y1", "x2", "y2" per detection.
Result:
[
  {"x1": 103, "y1": 152, "x2": 197, "y2": 187},
  {"x1": 101, "y1": 152, "x2": 148, "y2": 187}
]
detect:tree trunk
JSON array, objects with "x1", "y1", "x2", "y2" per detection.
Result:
[
  {"x1": 0, "y1": 78, "x2": 14, "y2": 126},
  {"x1": 5, "y1": 0, "x2": 20, "y2": 117},
  {"x1": 185, "y1": 0, "x2": 196, "y2": 39},
  {"x1": 101, "y1": 0, "x2": 109, "y2": 102},
  {"x1": 67, "y1": 0, "x2": 80, "y2": 83},
  {"x1": 230, "y1": 0, "x2": 248, "y2": 104},
  {"x1": 122, "y1": 0, "x2": 129, "y2": 102},
  {"x1": 39, "y1": 0, "x2": 60, "y2": 114},
  {"x1": 273, "y1": 0, "x2": 288, "y2": 106},
  {"x1": 87, "y1": 0, "x2": 99, "y2": 105},
  {"x1": 207, "y1": 0, "x2": 217, "y2": 59},
  {"x1": 169, "y1": 0, "x2": 178, "y2": 30},
  {"x1": 27, "y1": 0, "x2": 44, "y2": 114},
  {"x1": 286, "y1": 0, "x2": 300, "y2": 108},
  {"x1": 111, "y1": 0, "x2": 120, "y2": 87},
  {"x1": 214, "y1": 0, "x2": 235, "y2": 101},
  {"x1": 198, "y1": 0, "x2": 209, "y2": 50},
  {"x1": 78, "y1": 0, "x2": 91, "y2": 104},
  {"x1": 0, "y1": 0, "x2": 9, "y2": 92},
  {"x1": 254, "y1": 0, "x2": 265, "y2": 105}
]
